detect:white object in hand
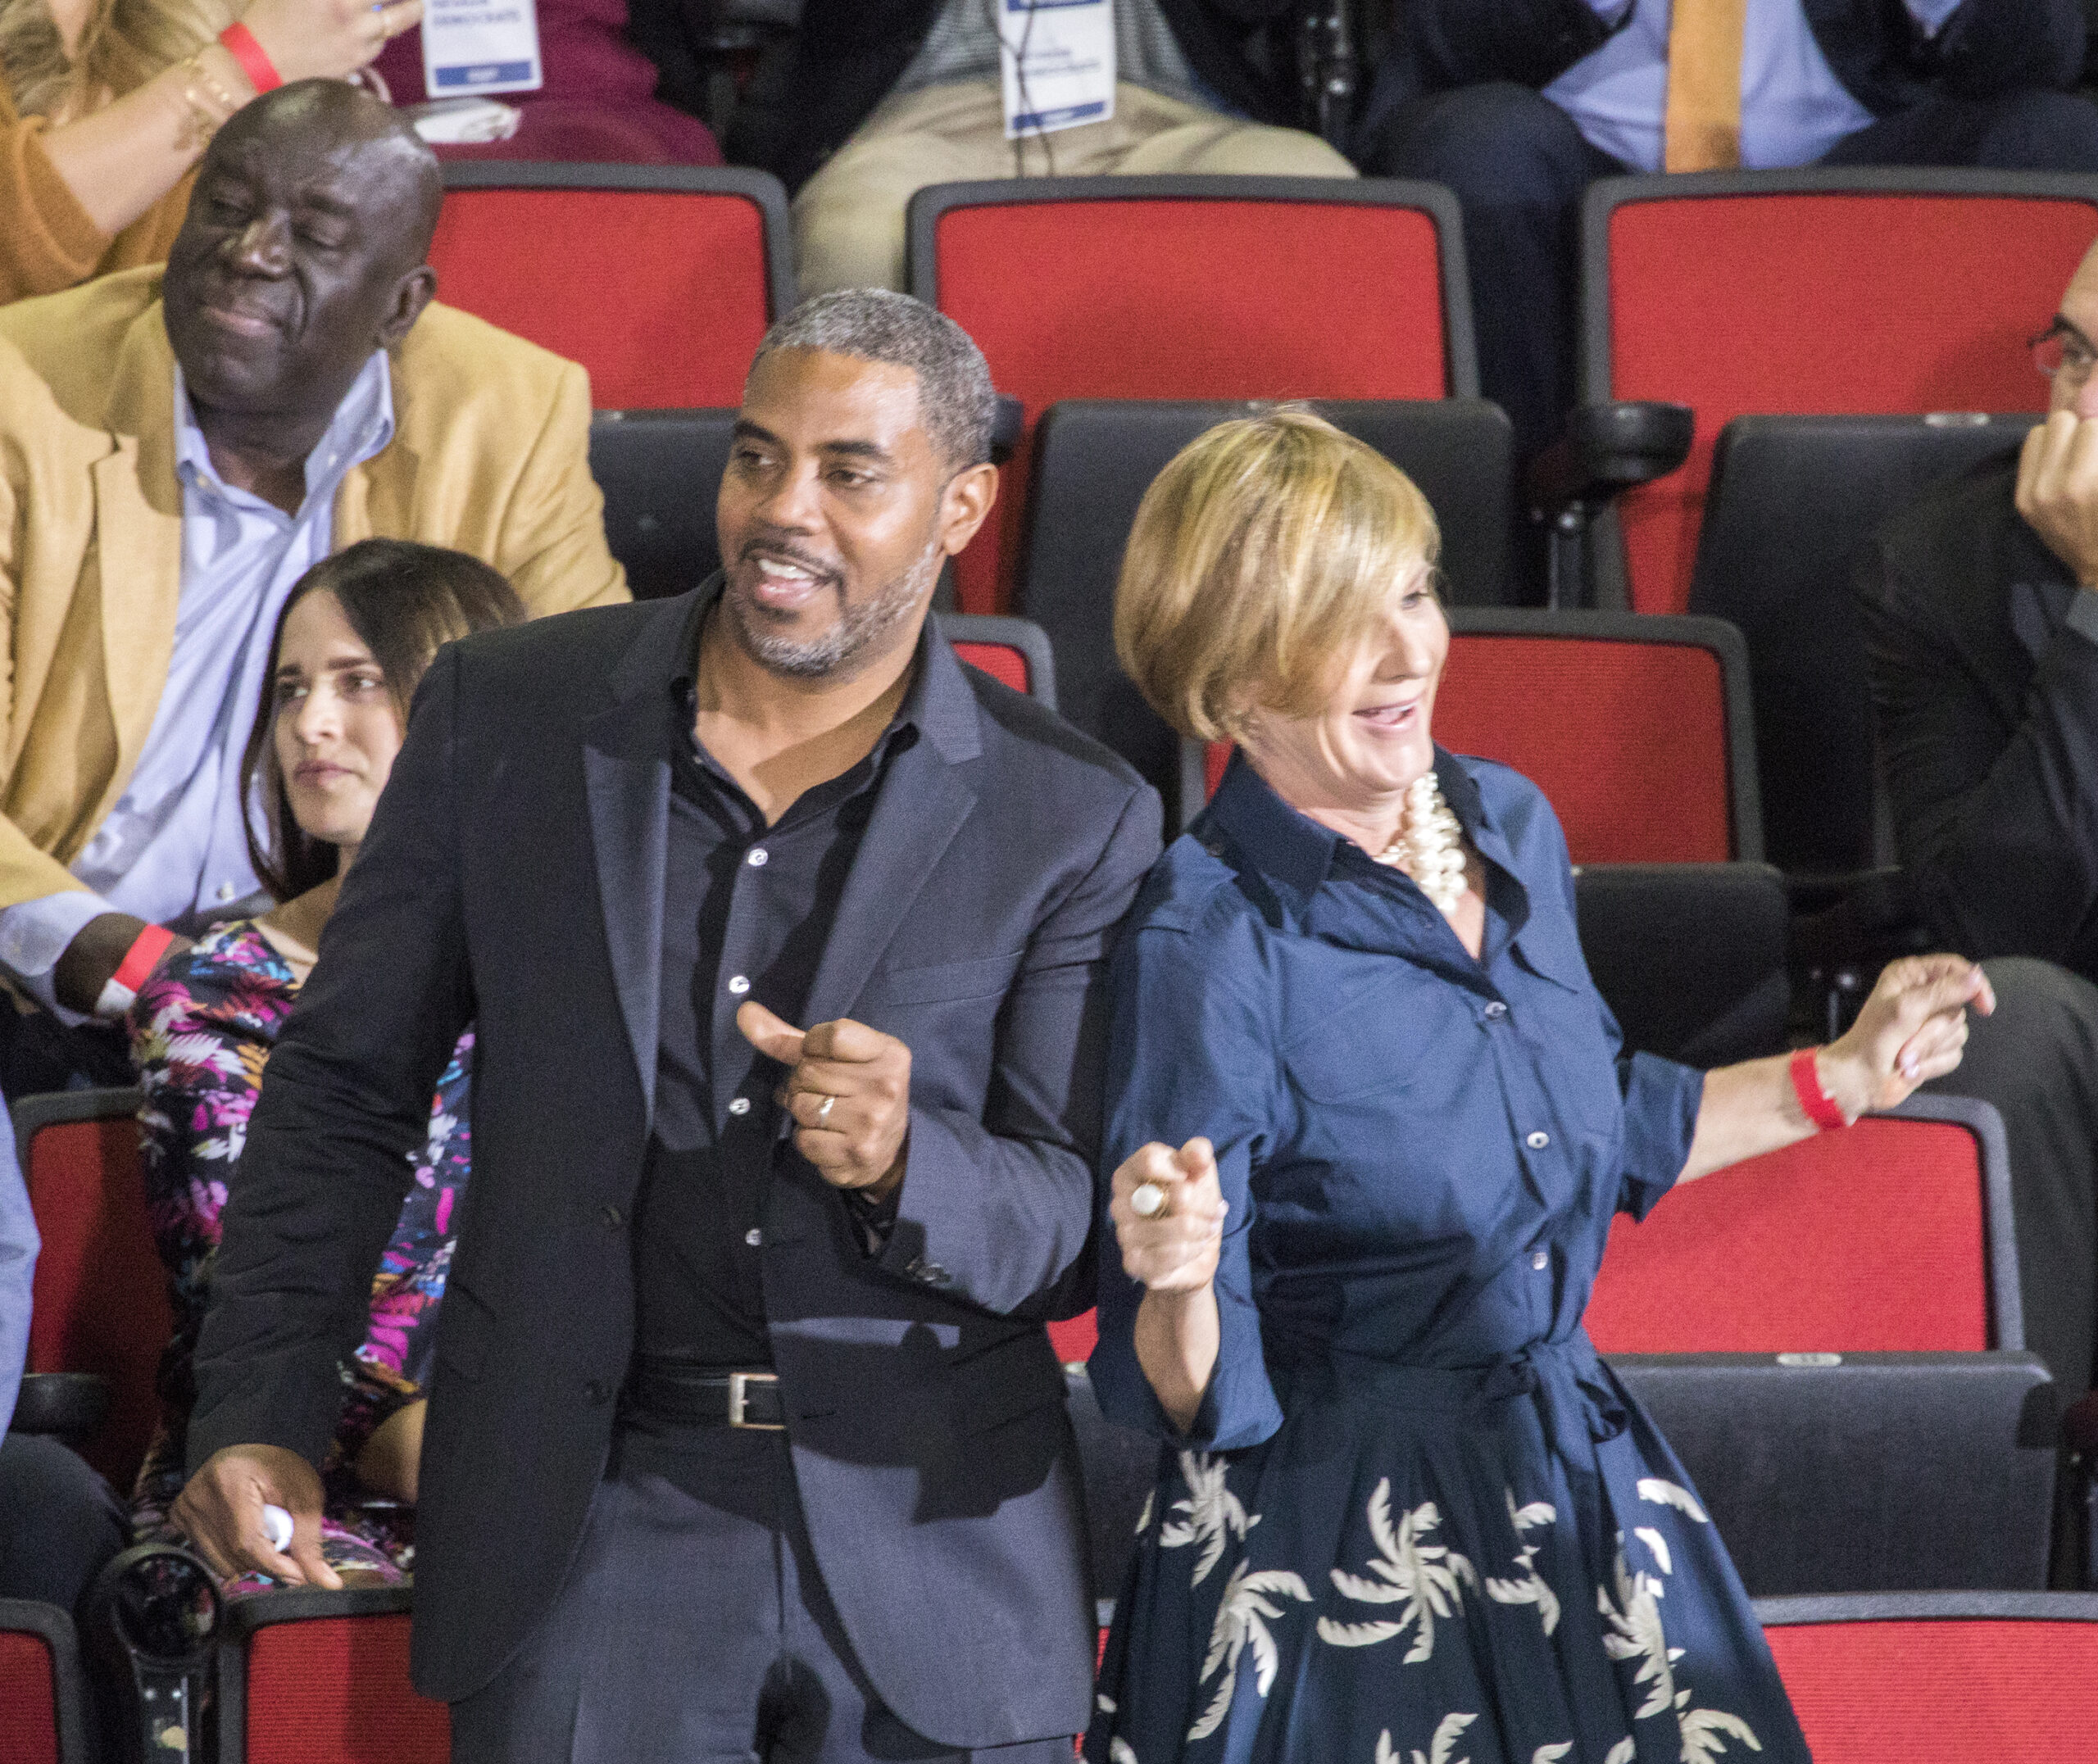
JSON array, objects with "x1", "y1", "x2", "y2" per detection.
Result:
[
  {"x1": 1130, "y1": 1181, "x2": 1166, "y2": 1218},
  {"x1": 261, "y1": 1504, "x2": 294, "y2": 1554}
]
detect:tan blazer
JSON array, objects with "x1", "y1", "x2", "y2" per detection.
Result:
[{"x1": 0, "y1": 265, "x2": 629, "y2": 913}]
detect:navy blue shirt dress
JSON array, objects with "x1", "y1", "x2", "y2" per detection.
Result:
[{"x1": 1085, "y1": 752, "x2": 1810, "y2": 1764}]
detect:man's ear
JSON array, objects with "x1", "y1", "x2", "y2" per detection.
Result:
[
  {"x1": 937, "y1": 462, "x2": 1000, "y2": 558},
  {"x1": 377, "y1": 265, "x2": 438, "y2": 351}
]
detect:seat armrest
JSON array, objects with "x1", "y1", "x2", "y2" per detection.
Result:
[
  {"x1": 1525, "y1": 402, "x2": 1692, "y2": 608},
  {"x1": 1525, "y1": 401, "x2": 1694, "y2": 517},
  {"x1": 1787, "y1": 866, "x2": 1931, "y2": 1040},
  {"x1": 7, "y1": 1372, "x2": 111, "y2": 1445}
]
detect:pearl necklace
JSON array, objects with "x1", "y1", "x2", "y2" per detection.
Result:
[{"x1": 1378, "y1": 773, "x2": 1468, "y2": 914}]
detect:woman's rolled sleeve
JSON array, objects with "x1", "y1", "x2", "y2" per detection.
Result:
[
  {"x1": 1088, "y1": 911, "x2": 1285, "y2": 1450},
  {"x1": 1616, "y1": 1050, "x2": 1706, "y2": 1221}
]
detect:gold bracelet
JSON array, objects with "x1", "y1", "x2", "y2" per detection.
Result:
[{"x1": 174, "y1": 52, "x2": 238, "y2": 152}]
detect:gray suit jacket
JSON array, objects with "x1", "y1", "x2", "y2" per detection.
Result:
[{"x1": 188, "y1": 583, "x2": 1162, "y2": 1738}]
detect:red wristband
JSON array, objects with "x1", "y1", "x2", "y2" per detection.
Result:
[
  {"x1": 112, "y1": 925, "x2": 177, "y2": 995},
  {"x1": 1789, "y1": 1047, "x2": 1850, "y2": 1133},
  {"x1": 218, "y1": 22, "x2": 282, "y2": 93}
]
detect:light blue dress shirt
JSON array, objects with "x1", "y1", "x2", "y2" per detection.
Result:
[
  {"x1": 0, "y1": 1105, "x2": 35, "y2": 1436},
  {"x1": 0, "y1": 353, "x2": 395, "y2": 1018},
  {"x1": 1547, "y1": 0, "x2": 1969, "y2": 173}
]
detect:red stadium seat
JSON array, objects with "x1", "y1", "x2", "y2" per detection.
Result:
[
  {"x1": 1594, "y1": 1095, "x2": 2055, "y2": 1594},
  {"x1": 217, "y1": 1587, "x2": 448, "y2": 1764},
  {"x1": 1587, "y1": 1096, "x2": 2011, "y2": 1355},
  {"x1": 428, "y1": 166, "x2": 795, "y2": 410},
  {"x1": 16, "y1": 1090, "x2": 169, "y2": 1490},
  {"x1": 1756, "y1": 1592, "x2": 2098, "y2": 1761},
  {"x1": 942, "y1": 614, "x2": 1058, "y2": 706},
  {"x1": 1583, "y1": 170, "x2": 2098, "y2": 613},
  {"x1": 1186, "y1": 608, "x2": 1760, "y2": 861},
  {"x1": 907, "y1": 176, "x2": 1474, "y2": 613},
  {"x1": 0, "y1": 1600, "x2": 86, "y2": 1764}
]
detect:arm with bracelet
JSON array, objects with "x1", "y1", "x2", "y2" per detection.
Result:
[{"x1": 0, "y1": 0, "x2": 427, "y2": 304}]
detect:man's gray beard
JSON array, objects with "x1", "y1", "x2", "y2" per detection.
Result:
[{"x1": 724, "y1": 537, "x2": 942, "y2": 681}]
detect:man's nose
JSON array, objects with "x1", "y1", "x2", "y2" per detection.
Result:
[
  {"x1": 228, "y1": 213, "x2": 292, "y2": 275},
  {"x1": 752, "y1": 462, "x2": 822, "y2": 532},
  {"x1": 2072, "y1": 372, "x2": 2098, "y2": 422}
]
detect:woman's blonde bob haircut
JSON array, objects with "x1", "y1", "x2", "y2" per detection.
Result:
[{"x1": 1115, "y1": 406, "x2": 1441, "y2": 743}]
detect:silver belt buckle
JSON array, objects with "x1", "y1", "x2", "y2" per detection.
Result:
[{"x1": 728, "y1": 1370, "x2": 783, "y2": 1431}]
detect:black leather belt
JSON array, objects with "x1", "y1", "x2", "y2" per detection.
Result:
[{"x1": 624, "y1": 1361, "x2": 785, "y2": 1430}]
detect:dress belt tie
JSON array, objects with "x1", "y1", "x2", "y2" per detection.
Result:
[{"x1": 1271, "y1": 1334, "x2": 1630, "y2": 1468}]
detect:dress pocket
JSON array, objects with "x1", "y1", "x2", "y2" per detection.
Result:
[{"x1": 1281, "y1": 970, "x2": 1468, "y2": 1103}]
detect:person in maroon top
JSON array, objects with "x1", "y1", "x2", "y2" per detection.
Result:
[{"x1": 370, "y1": 0, "x2": 719, "y2": 165}]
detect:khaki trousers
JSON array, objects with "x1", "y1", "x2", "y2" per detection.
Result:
[{"x1": 792, "y1": 79, "x2": 1358, "y2": 296}]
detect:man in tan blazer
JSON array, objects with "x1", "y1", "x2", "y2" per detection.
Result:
[{"x1": 0, "y1": 79, "x2": 626, "y2": 1091}]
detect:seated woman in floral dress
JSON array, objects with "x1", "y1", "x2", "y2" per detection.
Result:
[
  {"x1": 129, "y1": 538, "x2": 522, "y2": 1594},
  {"x1": 1087, "y1": 410, "x2": 1993, "y2": 1764}
]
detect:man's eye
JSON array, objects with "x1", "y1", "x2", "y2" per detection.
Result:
[{"x1": 298, "y1": 230, "x2": 346, "y2": 251}]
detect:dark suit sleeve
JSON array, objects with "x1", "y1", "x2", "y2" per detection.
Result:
[
  {"x1": 874, "y1": 781, "x2": 1163, "y2": 1320},
  {"x1": 1927, "y1": 0, "x2": 2085, "y2": 96},
  {"x1": 186, "y1": 649, "x2": 476, "y2": 1472},
  {"x1": 1859, "y1": 538, "x2": 2098, "y2": 964}
]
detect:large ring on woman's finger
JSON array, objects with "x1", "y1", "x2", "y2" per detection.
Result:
[
  {"x1": 815, "y1": 1094, "x2": 836, "y2": 1122},
  {"x1": 1131, "y1": 1181, "x2": 1166, "y2": 1218}
]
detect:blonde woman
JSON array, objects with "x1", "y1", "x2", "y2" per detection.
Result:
[
  {"x1": 1087, "y1": 410, "x2": 1991, "y2": 1764},
  {"x1": 0, "y1": 0, "x2": 416, "y2": 304}
]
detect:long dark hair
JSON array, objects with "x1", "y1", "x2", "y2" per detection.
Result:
[{"x1": 240, "y1": 539, "x2": 524, "y2": 903}]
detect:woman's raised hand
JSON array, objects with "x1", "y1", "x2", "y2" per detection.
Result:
[
  {"x1": 1821, "y1": 954, "x2": 1995, "y2": 1120},
  {"x1": 1110, "y1": 1138, "x2": 1228, "y2": 1294},
  {"x1": 238, "y1": 0, "x2": 426, "y2": 84}
]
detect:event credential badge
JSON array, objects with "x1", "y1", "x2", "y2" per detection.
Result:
[
  {"x1": 421, "y1": 0, "x2": 544, "y2": 97},
  {"x1": 999, "y1": 0, "x2": 1115, "y2": 139}
]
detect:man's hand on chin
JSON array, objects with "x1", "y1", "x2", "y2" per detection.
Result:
[{"x1": 2016, "y1": 410, "x2": 2098, "y2": 589}]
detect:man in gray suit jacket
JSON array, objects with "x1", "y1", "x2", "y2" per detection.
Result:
[{"x1": 171, "y1": 291, "x2": 1163, "y2": 1762}]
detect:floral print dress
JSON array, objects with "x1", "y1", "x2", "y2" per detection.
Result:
[
  {"x1": 1086, "y1": 755, "x2": 1807, "y2": 1764},
  {"x1": 127, "y1": 923, "x2": 474, "y2": 1595}
]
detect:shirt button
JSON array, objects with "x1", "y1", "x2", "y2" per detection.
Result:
[
  {"x1": 601, "y1": 1204, "x2": 624, "y2": 1229},
  {"x1": 216, "y1": 882, "x2": 237, "y2": 901},
  {"x1": 728, "y1": 1097, "x2": 752, "y2": 1116},
  {"x1": 745, "y1": 1227, "x2": 762, "y2": 1247},
  {"x1": 584, "y1": 1380, "x2": 611, "y2": 1406},
  {"x1": 728, "y1": 975, "x2": 751, "y2": 995},
  {"x1": 747, "y1": 848, "x2": 770, "y2": 868},
  {"x1": 1483, "y1": 1001, "x2": 1507, "y2": 1019},
  {"x1": 1531, "y1": 1249, "x2": 1550, "y2": 1272},
  {"x1": 1526, "y1": 1131, "x2": 1551, "y2": 1150}
]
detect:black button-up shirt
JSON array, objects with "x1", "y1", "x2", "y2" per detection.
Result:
[{"x1": 631, "y1": 601, "x2": 921, "y2": 1367}]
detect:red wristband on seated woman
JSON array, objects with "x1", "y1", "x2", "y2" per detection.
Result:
[
  {"x1": 112, "y1": 924, "x2": 178, "y2": 995},
  {"x1": 1789, "y1": 1047, "x2": 1850, "y2": 1132},
  {"x1": 218, "y1": 22, "x2": 282, "y2": 93}
]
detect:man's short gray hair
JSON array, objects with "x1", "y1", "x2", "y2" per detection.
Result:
[{"x1": 750, "y1": 289, "x2": 997, "y2": 472}]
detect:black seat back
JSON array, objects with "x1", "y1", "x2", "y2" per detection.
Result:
[
  {"x1": 1687, "y1": 414, "x2": 2036, "y2": 877},
  {"x1": 590, "y1": 409, "x2": 739, "y2": 602},
  {"x1": 1018, "y1": 397, "x2": 1518, "y2": 805}
]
